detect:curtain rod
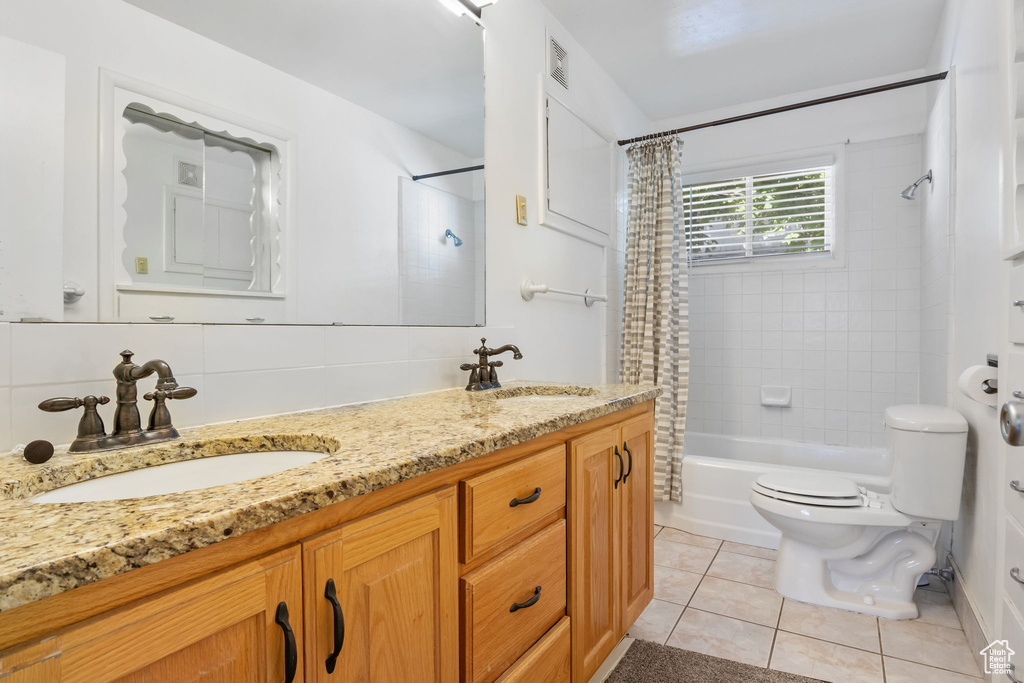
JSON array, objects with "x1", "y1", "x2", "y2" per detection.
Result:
[
  {"x1": 617, "y1": 71, "x2": 948, "y2": 147},
  {"x1": 412, "y1": 164, "x2": 484, "y2": 181}
]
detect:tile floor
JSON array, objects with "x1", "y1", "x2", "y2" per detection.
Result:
[{"x1": 626, "y1": 526, "x2": 984, "y2": 682}]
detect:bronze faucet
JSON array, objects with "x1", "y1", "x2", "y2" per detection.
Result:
[
  {"x1": 460, "y1": 338, "x2": 522, "y2": 391},
  {"x1": 38, "y1": 350, "x2": 196, "y2": 452}
]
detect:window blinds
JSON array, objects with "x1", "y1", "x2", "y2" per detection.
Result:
[{"x1": 682, "y1": 165, "x2": 834, "y2": 265}]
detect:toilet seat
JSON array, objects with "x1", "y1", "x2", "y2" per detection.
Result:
[
  {"x1": 757, "y1": 472, "x2": 861, "y2": 498},
  {"x1": 753, "y1": 472, "x2": 868, "y2": 507}
]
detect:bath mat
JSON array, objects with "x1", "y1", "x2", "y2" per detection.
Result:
[{"x1": 606, "y1": 639, "x2": 826, "y2": 683}]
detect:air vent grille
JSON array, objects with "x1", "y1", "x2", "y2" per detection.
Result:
[
  {"x1": 178, "y1": 161, "x2": 202, "y2": 188},
  {"x1": 550, "y1": 37, "x2": 568, "y2": 90}
]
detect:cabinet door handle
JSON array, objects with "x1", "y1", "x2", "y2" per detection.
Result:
[
  {"x1": 1009, "y1": 663, "x2": 1023, "y2": 683},
  {"x1": 324, "y1": 578, "x2": 345, "y2": 674},
  {"x1": 1012, "y1": 568, "x2": 1024, "y2": 586},
  {"x1": 275, "y1": 602, "x2": 298, "y2": 683},
  {"x1": 1012, "y1": 481, "x2": 1024, "y2": 494},
  {"x1": 509, "y1": 586, "x2": 542, "y2": 612},
  {"x1": 614, "y1": 446, "x2": 624, "y2": 489},
  {"x1": 622, "y1": 443, "x2": 634, "y2": 484},
  {"x1": 510, "y1": 487, "x2": 542, "y2": 507}
]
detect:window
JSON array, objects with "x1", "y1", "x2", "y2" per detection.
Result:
[{"x1": 682, "y1": 163, "x2": 834, "y2": 266}]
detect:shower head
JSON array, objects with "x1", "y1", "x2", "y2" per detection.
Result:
[
  {"x1": 900, "y1": 170, "x2": 933, "y2": 200},
  {"x1": 444, "y1": 228, "x2": 463, "y2": 247}
]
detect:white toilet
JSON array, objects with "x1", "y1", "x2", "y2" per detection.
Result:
[{"x1": 749, "y1": 405, "x2": 968, "y2": 619}]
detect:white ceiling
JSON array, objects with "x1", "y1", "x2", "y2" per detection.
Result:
[
  {"x1": 539, "y1": 0, "x2": 947, "y2": 122},
  {"x1": 123, "y1": 0, "x2": 485, "y2": 158}
]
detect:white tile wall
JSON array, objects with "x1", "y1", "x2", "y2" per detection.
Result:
[
  {"x1": 398, "y1": 178, "x2": 484, "y2": 326},
  {"x1": 0, "y1": 322, "x2": 513, "y2": 454},
  {"x1": 686, "y1": 136, "x2": 923, "y2": 447}
]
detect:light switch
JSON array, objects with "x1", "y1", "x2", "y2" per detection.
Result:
[
  {"x1": 515, "y1": 194, "x2": 527, "y2": 225},
  {"x1": 135, "y1": 257, "x2": 148, "y2": 274}
]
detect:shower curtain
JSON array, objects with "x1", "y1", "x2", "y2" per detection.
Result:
[{"x1": 620, "y1": 137, "x2": 688, "y2": 503}]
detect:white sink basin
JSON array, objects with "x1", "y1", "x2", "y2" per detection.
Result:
[{"x1": 28, "y1": 450, "x2": 329, "y2": 503}]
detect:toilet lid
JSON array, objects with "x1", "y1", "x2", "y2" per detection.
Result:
[
  {"x1": 756, "y1": 472, "x2": 861, "y2": 499},
  {"x1": 751, "y1": 482, "x2": 866, "y2": 508}
]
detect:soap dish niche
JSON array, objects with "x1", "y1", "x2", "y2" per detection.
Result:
[{"x1": 761, "y1": 386, "x2": 792, "y2": 408}]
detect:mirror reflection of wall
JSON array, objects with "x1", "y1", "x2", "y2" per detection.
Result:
[
  {"x1": 399, "y1": 177, "x2": 485, "y2": 326},
  {"x1": 121, "y1": 106, "x2": 275, "y2": 293},
  {"x1": 0, "y1": 0, "x2": 484, "y2": 326}
]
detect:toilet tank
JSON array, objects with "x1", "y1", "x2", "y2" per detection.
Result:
[{"x1": 886, "y1": 405, "x2": 968, "y2": 520}]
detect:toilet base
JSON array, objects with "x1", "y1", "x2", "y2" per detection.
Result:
[{"x1": 773, "y1": 527, "x2": 938, "y2": 619}]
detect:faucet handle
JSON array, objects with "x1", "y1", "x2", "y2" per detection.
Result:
[
  {"x1": 144, "y1": 386, "x2": 197, "y2": 402},
  {"x1": 39, "y1": 396, "x2": 110, "y2": 412}
]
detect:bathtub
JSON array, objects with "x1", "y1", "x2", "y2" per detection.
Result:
[{"x1": 654, "y1": 432, "x2": 892, "y2": 549}]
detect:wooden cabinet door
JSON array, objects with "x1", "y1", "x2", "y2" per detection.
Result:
[
  {"x1": 568, "y1": 425, "x2": 621, "y2": 683},
  {"x1": 0, "y1": 546, "x2": 303, "y2": 682},
  {"x1": 302, "y1": 488, "x2": 458, "y2": 683},
  {"x1": 618, "y1": 413, "x2": 655, "y2": 633}
]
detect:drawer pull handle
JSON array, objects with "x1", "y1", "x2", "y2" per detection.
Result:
[
  {"x1": 1012, "y1": 568, "x2": 1024, "y2": 586},
  {"x1": 1012, "y1": 481, "x2": 1024, "y2": 494},
  {"x1": 510, "y1": 487, "x2": 542, "y2": 507},
  {"x1": 510, "y1": 586, "x2": 542, "y2": 613},
  {"x1": 324, "y1": 578, "x2": 345, "y2": 674},
  {"x1": 614, "y1": 446, "x2": 624, "y2": 489},
  {"x1": 622, "y1": 443, "x2": 634, "y2": 484},
  {"x1": 1009, "y1": 663, "x2": 1023, "y2": 683},
  {"x1": 275, "y1": 602, "x2": 298, "y2": 683}
]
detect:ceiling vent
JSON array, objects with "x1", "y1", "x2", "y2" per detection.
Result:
[
  {"x1": 178, "y1": 161, "x2": 202, "y2": 188},
  {"x1": 549, "y1": 37, "x2": 568, "y2": 90}
]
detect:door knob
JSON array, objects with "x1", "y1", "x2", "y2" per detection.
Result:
[{"x1": 1001, "y1": 400, "x2": 1024, "y2": 447}]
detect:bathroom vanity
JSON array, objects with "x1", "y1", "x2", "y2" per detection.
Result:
[{"x1": 0, "y1": 383, "x2": 657, "y2": 683}]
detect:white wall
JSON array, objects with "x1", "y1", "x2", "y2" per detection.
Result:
[
  {"x1": 919, "y1": 78, "x2": 956, "y2": 407},
  {"x1": 927, "y1": 0, "x2": 1014, "y2": 650},
  {"x1": 686, "y1": 136, "x2": 924, "y2": 448},
  {"x1": 0, "y1": 0, "x2": 649, "y2": 454}
]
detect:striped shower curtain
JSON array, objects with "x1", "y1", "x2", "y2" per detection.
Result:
[{"x1": 619, "y1": 137, "x2": 688, "y2": 503}]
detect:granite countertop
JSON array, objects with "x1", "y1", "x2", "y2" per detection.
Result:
[{"x1": 0, "y1": 381, "x2": 659, "y2": 613}]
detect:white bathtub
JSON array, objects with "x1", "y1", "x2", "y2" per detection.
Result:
[{"x1": 654, "y1": 432, "x2": 892, "y2": 549}]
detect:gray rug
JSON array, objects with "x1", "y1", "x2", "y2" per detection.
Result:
[{"x1": 607, "y1": 639, "x2": 826, "y2": 683}]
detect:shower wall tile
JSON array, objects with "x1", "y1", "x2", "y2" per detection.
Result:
[{"x1": 686, "y1": 136, "x2": 922, "y2": 448}]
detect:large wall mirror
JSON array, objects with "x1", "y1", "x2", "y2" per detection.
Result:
[{"x1": 0, "y1": 0, "x2": 485, "y2": 325}]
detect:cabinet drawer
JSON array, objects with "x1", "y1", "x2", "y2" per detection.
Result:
[
  {"x1": 462, "y1": 520, "x2": 567, "y2": 683},
  {"x1": 461, "y1": 445, "x2": 566, "y2": 563},
  {"x1": 495, "y1": 616, "x2": 571, "y2": 683}
]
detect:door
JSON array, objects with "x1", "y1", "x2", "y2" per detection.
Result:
[
  {"x1": 302, "y1": 488, "x2": 458, "y2": 683},
  {"x1": 0, "y1": 546, "x2": 303, "y2": 682},
  {"x1": 618, "y1": 413, "x2": 655, "y2": 632},
  {"x1": 568, "y1": 425, "x2": 620, "y2": 683}
]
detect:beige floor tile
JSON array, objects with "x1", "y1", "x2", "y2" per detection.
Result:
[
  {"x1": 913, "y1": 588, "x2": 963, "y2": 630},
  {"x1": 769, "y1": 631, "x2": 884, "y2": 683},
  {"x1": 879, "y1": 619, "x2": 981, "y2": 677},
  {"x1": 778, "y1": 599, "x2": 880, "y2": 653},
  {"x1": 657, "y1": 527, "x2": 723, "y2": 550},
  {"x1": 721, "y1": 540, "x2": 779, "y2": 560},
  {"x1": 883, "y1": 657, "x2": 983, "y2": 682},
  {"x1": 654, "y1": 538, "x2": 718, "y2": 573},
  {"x1": 653, "y1": 565, "x2": 703, "y2": 605},
  {"x1": 625, "y1": 598, "x2": 683, "y2": 645},
  {"x1": 667, "y1": 608, "x2": 776, "y2": 667},
  {"x1": 689, "y1": 576, "x2": 783, "y2": 627},
  {"x1": 706, "y1": 550, "x2": 776, "y2": 589}
]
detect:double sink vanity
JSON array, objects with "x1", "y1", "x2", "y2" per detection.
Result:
[{"x1": 0, "y1": 378, "x2": 659, "y2": 683}]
